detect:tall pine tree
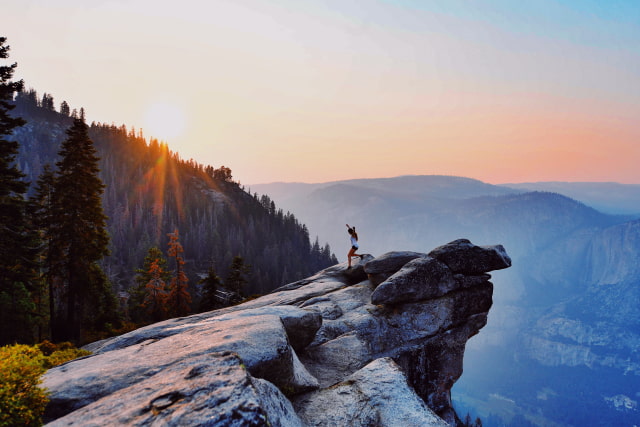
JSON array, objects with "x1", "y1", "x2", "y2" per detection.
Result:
[
  {"x1": 166, "y1": 229, "x2": 191, "y2": 317},
  {"x1": 50, "y1": 115, "x2": 114, "y2": 342},
  {"x1": 29, "y1": 164, "x2": 56, "y2": 341},
  {"x1": 142, "y1": 259, "x2": 168, "y2": 322},
  {"x1": 129, "y1": 246, "x2": 171, "y2": 323},
  {"x1": 0, "y1": 37, "x2": 40, "y2": 345}
]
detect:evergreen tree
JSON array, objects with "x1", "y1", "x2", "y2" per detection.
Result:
[
  {"x1": 41, "y1": 93, "x2": 54, "y2": 110},
  {"x1": 129, "y1": 246, "x2": 171, "y2": 323},
  {"x1": 0, "y1": 37, "x2": 40, "y2": 345},
  {"x1": 166, "y1": 229, "x2": 191, "y2": 317},
  {"x1": 29, "y1": 164, "x2": 56, "y2": 340},
  {"x1": 226, "y1": 255, "x2": 250, "y2": 298},
  {"x1": 142, "y1": 259, "x2": 168, "y2": 322},
  {"x1": 198, "y1": 265, "x2": 223, "y2": 312},
  {"x1": 49, "y1": 116, "x2": 113, "y2": 342},
  {"x1": 59, "y1": 100, "x2": 70, "y2": 117}
]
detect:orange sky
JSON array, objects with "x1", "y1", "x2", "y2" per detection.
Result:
[{"x1": 5, "y1": 0, "x2": 640, "y2": 184}]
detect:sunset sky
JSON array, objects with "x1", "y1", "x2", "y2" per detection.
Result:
[{"x1": 4, "y1": 0, "x2": 639, "y2": 185}]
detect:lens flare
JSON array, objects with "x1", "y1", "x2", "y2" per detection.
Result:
[{"x1": 143, "y1": 102, "x2": 186, "y2": 142}]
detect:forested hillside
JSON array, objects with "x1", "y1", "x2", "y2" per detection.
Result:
[{"x1": 12, "y1": 90, "x2": 337, "y2": 301}]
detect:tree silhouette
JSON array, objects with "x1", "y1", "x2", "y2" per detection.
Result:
[
  {"x1": 129, "y1": 246, "x2": 171, "y2": 323},
  {"x1": 198, "y1": 264, "x2": 223, "y2": 312},
  {"x1": 166, "y1": 229, "x2": 191, "y2": 317},
  {"x1": 0, "y1": 37, "x2": 40, "y2": 345},
  {"x1": 30, "y1": 164, "x2": 56, "y2": 341},
  {"x1": 226, "y1": 255, "x2": 250, "y2": 298},
  {"x1": 142, "y1": 259, "x2": 168, "y2": 322},
  {"x1": 49, "y1": 116, "x2": 114, "y2": 342}
]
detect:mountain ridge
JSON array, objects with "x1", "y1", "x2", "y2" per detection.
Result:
[{"x1": 11, "y1": 91, "x2": 337, "y2": 318}]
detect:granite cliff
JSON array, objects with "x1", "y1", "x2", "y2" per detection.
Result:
[{"x1": 43, "y1": 239, "x2": 511, "y2": 426}]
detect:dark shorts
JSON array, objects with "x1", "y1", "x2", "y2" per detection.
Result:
[{"x1": 352, "y1": 246, "x2": 359, "y2": 250}]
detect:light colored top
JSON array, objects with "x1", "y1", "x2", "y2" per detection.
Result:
[{"x1": 351, "y1": 236, "x2": 359, "y2": 248}]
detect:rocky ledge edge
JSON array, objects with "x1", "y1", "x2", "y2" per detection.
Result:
[{"x1": 43, "y1": 238, "x2": 511, "y2": 427}]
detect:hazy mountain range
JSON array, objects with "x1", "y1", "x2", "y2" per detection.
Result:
[
  {"x1": 501, "y1": 181, "x2": 640, "y2": 215},
  {"x1": 252, "y1": 175, "x2": 640, "y2": 427}
]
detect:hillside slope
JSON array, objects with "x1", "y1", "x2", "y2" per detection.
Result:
[{"x1": 12, "y1": 92, "x2": 337, "y2": 300}]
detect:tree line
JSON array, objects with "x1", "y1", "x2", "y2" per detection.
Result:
[{"x1": 0, "y1": 37, "x2": 338, "y2": 346}]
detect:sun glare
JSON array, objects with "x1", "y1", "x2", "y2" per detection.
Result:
[{"x1": 143, "y1": 102, "x2": 187, "y2": 141}]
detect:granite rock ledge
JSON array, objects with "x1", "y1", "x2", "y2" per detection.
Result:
[{"x1": 43, "y1": 239, "x2": 511, "y2": 426}]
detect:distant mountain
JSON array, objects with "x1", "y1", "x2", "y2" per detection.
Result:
[
  {"x1": 252, "y1": 175, "x2": 515, "y2": 204},
  {"x1": 252, "y1": 177, "x2": 621, "y2": 261},
  {"x1": 502, "y1": 181, "x2": 640, "y2": 215},
  {"x1": 11, "y1": 90, "x2": 337, "y2": 302},
  {"x1": 252, "y1": 175, "x2": 640, "y2": 427}
]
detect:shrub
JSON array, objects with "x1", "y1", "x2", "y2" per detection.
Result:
[
  {"x1": 0, "y1": 342, "x2": 92, "y2": 426},
  {"x1": 43, "y1": 348, "x2": 91, "y2": 370},
  {"x1": 0, "y1": 344, "x2": 48, "y2": 427}
]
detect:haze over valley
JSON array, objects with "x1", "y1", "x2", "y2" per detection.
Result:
[{"x1": 253, "y1": 176, "x2": 640, "y2": 426}]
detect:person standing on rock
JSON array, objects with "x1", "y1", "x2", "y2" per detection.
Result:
[{"x1": 346, "y1": 224, "x2": 362, "y2": 268}]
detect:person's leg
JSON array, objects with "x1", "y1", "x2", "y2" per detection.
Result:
[{"x1": 347, "y1": 247, "x2": 356, "y2": 267}]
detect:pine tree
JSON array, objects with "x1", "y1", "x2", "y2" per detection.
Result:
[
  {"x1": 41, "y1": 93, "x2": 54, "y2": 111},
  {"x1": 49, "y1": 116, "x2": 113, "y2": 342},
  {"x1": 198, "y1": 265, "x2": 223, "y2": 312},
  {"x1": 226, "y1": 255, "x2": 250, "y2": 298},
  {"x1": 142, "y1": 259, "x2": 168, "y2": 322},
  {"x1": 29, "y1": 164, "x2": 56, "y2": 340},
  {"x1": 59, "y1": 100, "x2": 70, "y2": 117},
  {"x1": 129, "y1": 246, "x2": 171, "y2": 323},
  {"x1": 0, "y1": 37, "x2": 40, "y2": 345},
  {"x1": 166, "y1": 229, "x2": 191, "y2": 317}
]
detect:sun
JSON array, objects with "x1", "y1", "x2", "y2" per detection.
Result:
[{"x1": 143, "y1": 102, "x2": 187, "y2": 141}]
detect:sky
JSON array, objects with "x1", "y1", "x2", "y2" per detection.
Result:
[{"x1": 3, "y1": 0, "x2": 640, "y2": 185}]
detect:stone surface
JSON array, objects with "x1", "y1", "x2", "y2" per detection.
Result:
[
  {"x1": 43, "y1": 239, "x2": 511, "y2": 427},
  {"x1": 370, "y1": 256, "x2": 456, "y2": 305},
  {"x1": 363, "y1": 251, "x2": 426, "y2": 286},
  {"x1": 44, "y1": 312, "x2": 317, "y2": 420},
  {"x1": 293, "y1": 358, "x2": 448, "y2": 427},
  {"x1": 47, "y1": 351, "x2": 303, "y2": 427},
  {"x1": 85, "y1": 305, "x2": 322, "y2": 355},
  {"x1": 428, "y1": 238, "x2": 512, "y2": 275}
]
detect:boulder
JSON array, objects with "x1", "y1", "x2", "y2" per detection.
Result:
[
  {"x1": 218, "y1": 305, "x2": 322, "y2": 352},
  {"x1": 428, "y1": 238, "x2": 512, "y2": 275},
  {"x1": 370, "y1": 256, "x2": 456, "y2": 305},
  {"x1": 85, "y1": 305, "x2": 321, "y2": 355},
  {"x1": 44, "y1": 311, "x2": 318, "y2": 420},
  {"x1": 363, "y1": 251, "x2": 426, "y2": 286}
]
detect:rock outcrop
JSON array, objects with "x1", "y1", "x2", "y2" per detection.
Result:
[{"x1": 43, "y1": 239, "x2": 511, "y2": 426}]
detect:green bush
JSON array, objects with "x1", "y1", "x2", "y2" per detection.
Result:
[
  {"x1": 43, "y1": 348, "x2": 91, "y2": 370},
  {"x1": 0, "y1": 344, "x2": 48, "y2": 427},
  {"x1": 0, "y1": 342, "x2": 92, "y2": 426}
]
